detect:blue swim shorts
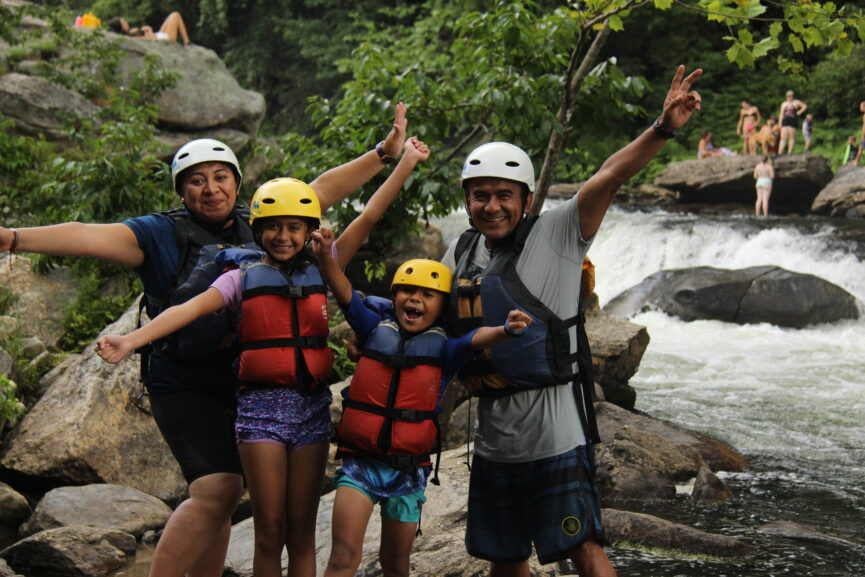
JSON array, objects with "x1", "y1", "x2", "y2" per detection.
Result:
[
  {"x1": 465, "y1": 446, "x2": 606, "y2": 565},
  {"x1": 333, "y1": 468, "x2": 427, "y2": 523},
  {"x1": 235, "y1": 387, "x2": 333, "y2": 450}
]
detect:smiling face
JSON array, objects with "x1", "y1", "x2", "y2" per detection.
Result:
[
  {"x1": 465, "y1": 177, "x2": 532, "y2": 247},
  {"x1": 392, "y1": 286, "x2": 447, "y2": 334},
  {"x1": 257, "y1": 216, "x2": 311, "y2": 265},
  {"x1": 180, "y1": 161, "x2": 238, "y2": 224}
]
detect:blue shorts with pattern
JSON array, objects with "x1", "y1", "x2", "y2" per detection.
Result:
[
  {"x1": 466, "y1": 446, "x2": 605, "y2": 565},
  {"x1": 235, "y1": 386, "x2": 333, "y2": 450},
  {"x1": 333, "y1": 467, "x2": 427, "y2": 523}
]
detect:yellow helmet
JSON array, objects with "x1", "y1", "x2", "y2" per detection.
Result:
[
  {"x1": 249, "y1": 178, "x2": 321, "y2": 226},
  {"x1": 391, "y1": 259, "x2": 452, "y2": 294}
]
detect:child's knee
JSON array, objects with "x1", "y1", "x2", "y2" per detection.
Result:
[{"x1": 328, "y1": 541, "x2": 362, "y2": 572}]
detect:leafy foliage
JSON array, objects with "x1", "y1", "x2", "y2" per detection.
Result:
[
  {"x1": 58, "y1": 272, "x2": 138, "y2": 351},
  {"x1": 0, "y1": 374, "x2": 26, "y2": 424}
]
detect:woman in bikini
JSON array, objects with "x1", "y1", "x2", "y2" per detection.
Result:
[
  {"x1": 737, "y1": 100, "x2": 761, "y2": 155},
  {"x1": 777, "y1": 90, "x2": 807, "y2": 155}
]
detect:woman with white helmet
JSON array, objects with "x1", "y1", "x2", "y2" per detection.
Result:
[{"x1": 0, "y1": 103, "x2": 407, "y2": 577}]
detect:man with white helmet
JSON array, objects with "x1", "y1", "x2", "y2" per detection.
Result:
[
  {"x1": 0, "y1": 105, "x2": 407, "y2": 577},
  {"x1": 442, "y1": 66, "x2": 703, "y2": 577}
]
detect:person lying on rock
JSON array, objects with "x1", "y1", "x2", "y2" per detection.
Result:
[{"x1": 108, "y1": 12, "x2": 191, "y2": 46}]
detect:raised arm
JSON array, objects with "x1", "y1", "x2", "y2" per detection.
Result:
[
  {"x1": 95, "y1": 287, "x2": 225, "y2": 363},
  {"x1": 334, "y1": 137, "x2": 430, "y2": 268},
  {"x1": 311, "y1": 228, "x2": 353, "y2": 307},
  {"x1": 470, "y1": 309, "x2": 533, "y2": 350},
  {"x1": 309, "y1": 102, "x2": 407, "y2": 212},
  {"x1": 1, "y1": 223, "x2": 145, "y2": 268},
  {"x1": 577, "y1": 65, "x2": 703, "y2": 239}
]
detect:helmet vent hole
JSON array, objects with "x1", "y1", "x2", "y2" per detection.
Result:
[
  {"x1": 431, "y1": 272, "x2": 439, "y2": 279},
  {"x1": 300, "y1": 199, "x2": 312, "y2": 205},
  {"x1": 469, "y1": 160, "x2": 481, "y2": 165},
  {"x1": 406, "y1": 267, "x2": 414, "y2": 275},
  {"x1": 178, "y1": 152, "x2": 189, "y2": 159},
  {"x1": 505, "y1": 161, "x2": 520, "y2": 167},
  {"x1": 262, "y1": 198, "x2": 275, "y2": 204},
  {"x1": 213, "y1": 147, "x2": 226, "y2": 151}
]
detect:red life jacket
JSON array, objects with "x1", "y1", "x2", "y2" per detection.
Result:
[
  {"x1": 236, "y1": 257, "x2": 333, "y2": 389},
  {"x1": 337, "y1": 320, "x2": 447, "y2": 468}
]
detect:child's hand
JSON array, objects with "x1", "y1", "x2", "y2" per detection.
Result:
[
  {"x1": 310, "y1": 228, "x2": 336, "y2": 259},
  {"x1": 94, "y1": 335, "x2": 135, "y2": 364},
  {"x1": 403, "y1": 136, "x2": 430, "y2": 164},
  {"x1": 380, "y1": 102, "x2": 407, "y2": 160},
  {"x1": 504, "y1": 309, "x2": 532, "y2": 337}
]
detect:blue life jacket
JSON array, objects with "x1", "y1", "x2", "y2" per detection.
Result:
[
  {"x1": 449, "y1": 217, "x2": 600, "y2": 444},
  {"x1": 144, "y1": 208, "x2": 257, "y2": 362}
]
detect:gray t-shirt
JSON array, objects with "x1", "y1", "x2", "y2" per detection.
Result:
[{"x1": 442, "y1": 196, "x2": 592, "y2": 462}]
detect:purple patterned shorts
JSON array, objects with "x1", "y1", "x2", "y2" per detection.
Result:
[{"x1": 235, "y1": 387, "x2": 333, "y2": 450}]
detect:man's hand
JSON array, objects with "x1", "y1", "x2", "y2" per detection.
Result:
[
  {"x1": 402, "y1": 136, "x2": 430, "y2": 164},
  {"x1": 659, "y1": 65, "x2": 703, "y2": 131},
  {"x1": 380, "y1": 102, "x2": 407, "y2": 159}
]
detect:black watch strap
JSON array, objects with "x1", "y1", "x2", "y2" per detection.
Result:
[
  {"x1": 375, "y1": 141, "x2": 394, "y2": 164},
  {"x1": 653, "y1": 116, "x2": 677, "y2": 139}
]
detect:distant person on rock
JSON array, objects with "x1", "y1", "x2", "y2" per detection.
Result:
[
  {"x1": 802, "y1": 113, "x2": 814, "y2": 152},
  {"x1": 753, "y1": 155, "x2": 775, "y2": 217},
  {"x1": 843, "y1": 135, "x2": 861, "y2": 167},
  {"x1": 777, "y1": 90, "x2": 807, "y2": 155},
  {"x1": 108, "y1": 12, "x2": 191, "y2": 46},
  {"x1": 737, "y1": 100, "x2": 761, "y2": 155},
  {"x1": 698, "y1": 131, "x2": 733, "y2": 159},
  {"x1": 856, "y1": 101, "x2": 865, "y2": 166}
]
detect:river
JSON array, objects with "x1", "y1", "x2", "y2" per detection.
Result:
[{"x1": 436, "y1": 206, "x2": 865, "y2": 576}]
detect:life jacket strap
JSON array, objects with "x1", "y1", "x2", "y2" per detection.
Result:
[
  {"x1": 240, "y1": 336, "x2": 328, "y2": 350},
  {"x1": 362, "y1": 349, "x2": 444, "y2": 369},
  {"x1": 242, "y1": 284, "x2": 327, "y2": 299},
  {"x1": 342, "y1": 398, "x2": 436, "y2": 422}
]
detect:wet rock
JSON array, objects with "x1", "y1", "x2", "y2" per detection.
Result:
[
  {"x1": 758, "y1": 520, "x2": 865, "y2": 549},
  {"x1": 605, "y1": 265, "x2": 859, "y2": 328},
  {"x1": 691, "y1": 465, "x2": 732, "y2": 504},
  {"x1": 811, "y1": 165, "x2": 865, "y2": 218},
  {"x1": 19, "y1": 484, "x2": 171, "y2": 539},
  {"x1": 0, "y1": 525, "x2": 134, "y2": 577},
  {"x1": 586, "y1": 309, "x2": 649, "y2": 410},
  {"x1": 604, "y1": 509, "x2": 756, "y2": 558}
]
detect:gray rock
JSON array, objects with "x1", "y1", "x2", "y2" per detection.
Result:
[
  {"x1": 595, "y1": 425, "x2": 706, "y2": 502},
  {"x1": 758, "y1": 520, "x2": 865, "y2": 549},
  {"x1": 0, "y1": 483, "x2": 30, "y2": 527},
  {"x1": 17, "y1": 337, "x2": 45, "y2": 360},
  {"x1": 605, "y1": 265, "x2": 859, "y2": 328},
  {"x1": 0, "y1": 525, "x2": 134, "y2": 577},
  {"x1": 0, "y1": 558, "x2": 20, "y2": 577},
  {"x1": 586, "y1": 309, "x2": 649, "y2": 409},
  {"x1": 0, "y1": 72, "x2": 99, "y2": 140},
  {"x1": 811, "y1": 165, "x2": 865, "y2": 218},
  {"x1": 654, "y1": 154, "x2": 833, "y2": 214},
  {"x1": 19, "y1": 484, "x2": 171, "y2": 539},
  {"x1": 595, "y1": 401, "x2": 748, "y2": 473},
  {"x1": 0, "y1": 303, "x2": 187, "y2": 504},
  {"x1": 604, "y1": 509, "x2": 755, "y2": 558},
  {"x1": 691, "y1": 465, "x2": 732, "y2": 504}
]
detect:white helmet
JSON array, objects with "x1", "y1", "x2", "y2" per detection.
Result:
[
  {"x1": 171, "y1": 138, "x2": 242, "y2": 195},
  {"x1": 460, "y1": 142, "x2": 535, "y2": 192}
]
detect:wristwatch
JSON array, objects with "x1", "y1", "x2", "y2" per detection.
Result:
[
  {"x1": 375, "y1": 141, "x2": 395, "y2": 164},
  {"x1": 653, "y1": 116, "x2": 677, "y2": 139}
]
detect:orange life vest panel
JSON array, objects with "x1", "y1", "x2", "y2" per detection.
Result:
[
  {"x1": 337, "y1": 320, "x2": 446, "y2": 468},
  {"x1": 236, "y1": 258, "x2": 333, "y2": 389}
]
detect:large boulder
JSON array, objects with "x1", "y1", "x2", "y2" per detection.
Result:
[
  {"x1": 0, "y1": 525, "x2": 135, "y2": 577},
  {"x1": 811, "y1": 165, "x2": 865, "y2": 218},
  {"x1": 0, "y1": 304, "x2": 186, "y2": 504},
  {"x1": 19, "y1": 484, "x2": 171, "y2": 539},
  {"x1": 653, "y1": 154, "x2": 833, "y2": 214},
  {"x1": 0, "y1": 73, "x2": 99, "y2": 140},
  {"x1": 604, "y1": 265, "x2": 859, "y2": 328}
]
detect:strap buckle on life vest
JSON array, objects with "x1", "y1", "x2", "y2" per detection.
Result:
[
  {"x1": 393, "y1": 408, "x2": 428, "y2": 422},
  {"x1": 389, "y1": 454, "x2": 425, "y2": 468}
]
